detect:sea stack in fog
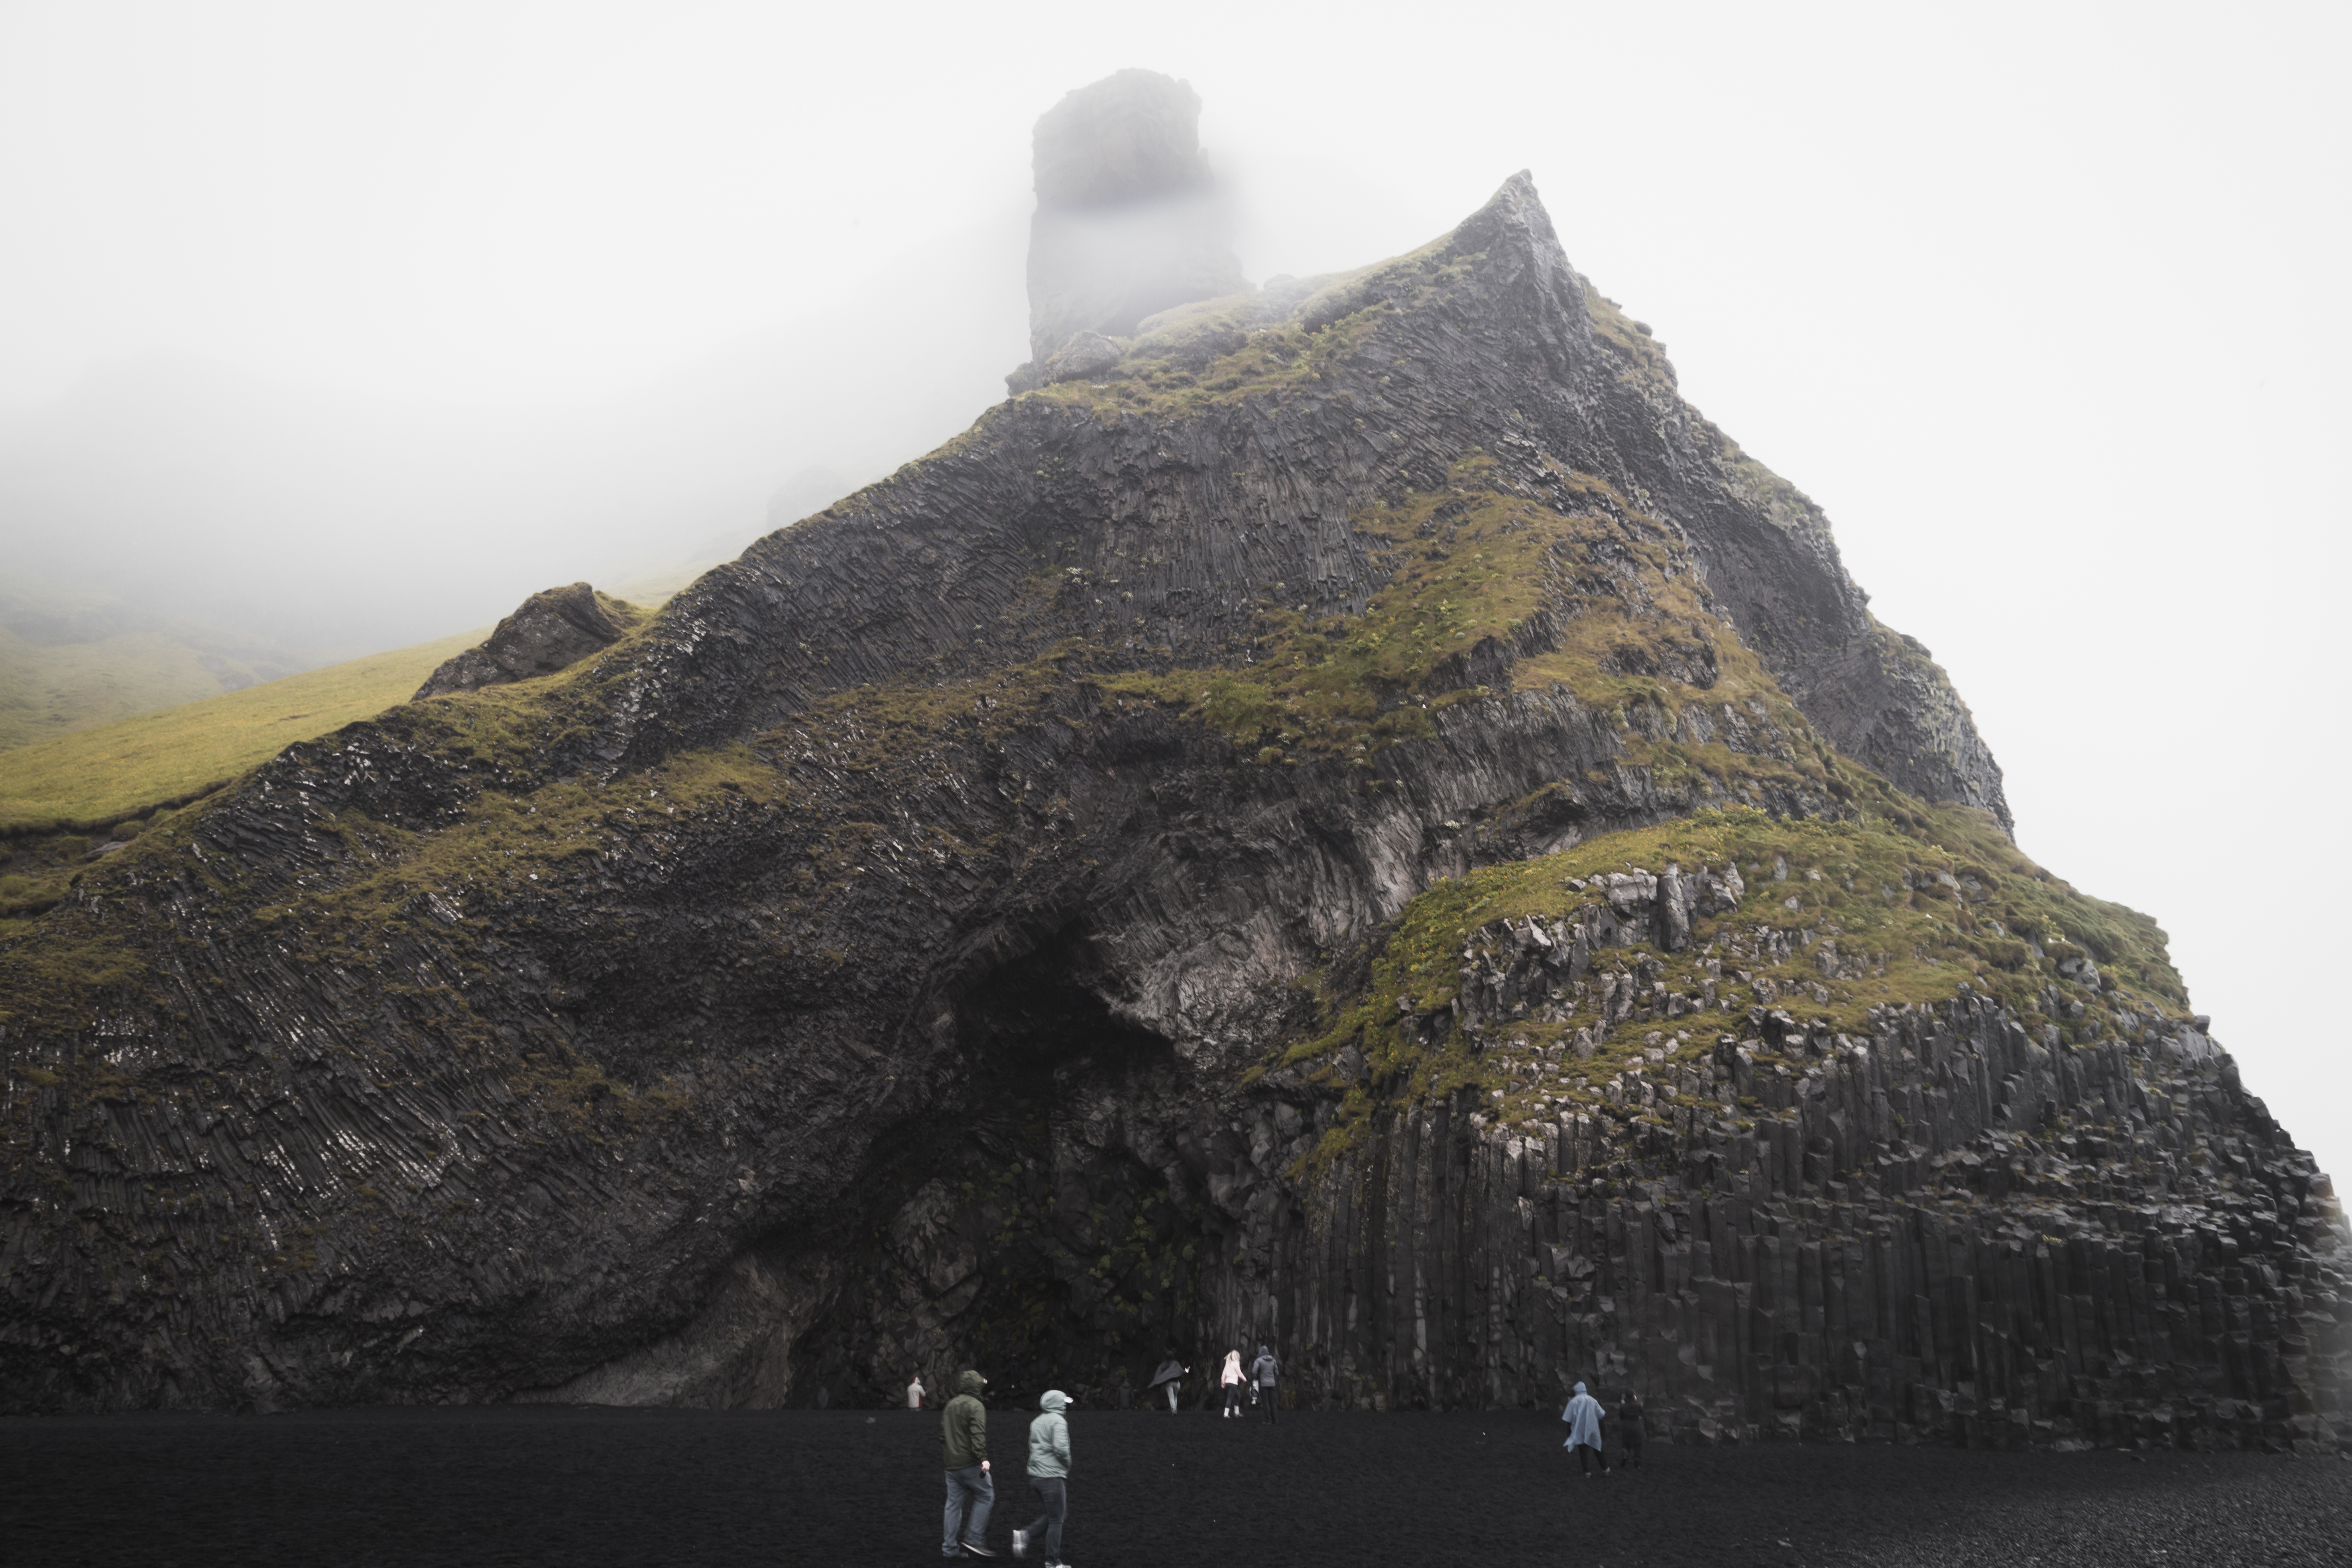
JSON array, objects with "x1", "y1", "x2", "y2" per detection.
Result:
[{"x1": 1009, "y1": 69, "x2": 1246, "y2": 391}]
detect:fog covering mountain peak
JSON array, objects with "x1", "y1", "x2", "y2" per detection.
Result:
[{"x1": 0, "y1": 219, "x2": 1031, "y2": 680}]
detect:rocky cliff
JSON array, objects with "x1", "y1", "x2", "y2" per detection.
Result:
[{"x1": 0, "y1": 163, "x2": 2342, "y2": 1450}]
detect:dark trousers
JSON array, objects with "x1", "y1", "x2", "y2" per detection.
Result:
[
  {"x1": 943, "y1": 1464, "x2": 993, "y2": 1556},
  {"x1": 1621, "y1": 1425, "x2": 1645, "y2": 1468},
  {"x1": 1257, "y1": 1380, "x2": 1276, "y2": 1422},
  {"x1": 1573, "y1": 1440, "x2": 1607, "y2": 1474},
  {"x1": 1021, "y1": 1476, "x2": 1067, "y2": 1562},
  {"x1": 1223, "y1": 1382, "x2": 1244, "y2": 1415}
]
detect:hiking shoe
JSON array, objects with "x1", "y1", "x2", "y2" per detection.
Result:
[{"x1": 1011, "y1": 1527, "x2": 1029, "y2": 1559}]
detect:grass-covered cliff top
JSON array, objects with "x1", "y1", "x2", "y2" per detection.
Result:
[
  {"x1": 1277, "y1": 797, "x2": 2190, "y2": 1170},
  {"x1": 0, "y1": 626, "x2": 489, "y2": 838}
]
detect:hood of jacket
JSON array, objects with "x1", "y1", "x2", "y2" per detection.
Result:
[
  {"x1": 1573, "y1": 1381, "x2": 1587, "y2": 1396},
  {"x1": 957, "y1": 1369, "x2": 987, "y2": 1398},
  {"x1": 1038, "y1": 1389, "x2": 1069, "y2": 1412}
]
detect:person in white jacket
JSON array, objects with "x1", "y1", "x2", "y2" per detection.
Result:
[
  {"x1": 1219, "y1": 1350, "x2": 1246, "y2": 1418},
  {"x1": 1561, "y1": 1381, "x2": 1609, "y2": 1477}
]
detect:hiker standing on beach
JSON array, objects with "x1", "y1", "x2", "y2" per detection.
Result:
[
  {"x1": 1011, "y1": 1389, "x2": 1074, "y2": 1566},
  {"x1": 942, "y1": 1369, "x2": 997, "y2": 1558},
  {"x1": 1561, "y1": 1381, "x2": 1608, "y2": 1477},
  {"x1": 1148, "y1": 1354, "x2": 1186, "y2": 1414},
  {"x1": 1617, "y1": 1389, "x2": 1645, "y2": 1469},
  {"x1": 1249, "y1": 1344, "x2": 1280, "y2": 1424},
  {"x1": 1219, "y1": 1350, "x2": 1246, "y2": 1418},
  {"x1": 909, "y1": 1373, "x2": 926, "y2": 1410}
]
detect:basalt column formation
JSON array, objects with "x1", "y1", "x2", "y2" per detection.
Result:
[{"x1": 0, "y1": 79, "x2": 2342, "y2": 1450}]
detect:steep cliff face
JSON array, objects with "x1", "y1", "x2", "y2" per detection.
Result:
[{"x1": 0, "y1": 173, "x2": 2341, "y2": 1452}]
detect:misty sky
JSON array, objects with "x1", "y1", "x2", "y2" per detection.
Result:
[{"x1": 2, "y1": 2, "x2": 2348, "y2": 1179}]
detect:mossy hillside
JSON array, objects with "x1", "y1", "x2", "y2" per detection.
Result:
[
  {"x1": 1280, "y1": 800, "x2": 2190, "y2": 1171},
  {"x1": 1034, "y1": 298, "x2": 1383, "y2": 417},
  {"x1": 0, "y1": 588, "x2": 661, "y2": 843},
  {"x1": 1022, "y1": 242, "x2": 1450, "y2": 420},
  {"x1": 1018, "y1": 208, "x2": 1619, "y2": 424},
  {"x1": 0, "y1": 603, "x2": 673, "y2": 1031},
  {"x1": 1083, "y1": 454, "x2": 1815, "y2": 772}
]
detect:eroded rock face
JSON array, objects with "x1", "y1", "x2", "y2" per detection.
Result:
[
  {"x1": 1, "y1": 171, "x2": 2341, "y2": 1454},
  {"x1": 414, "y1": 582, "x2": 629, "y2": 699},
  {"x1": 1015, "y1": 69, "x2": 1246, "y2": 380}
]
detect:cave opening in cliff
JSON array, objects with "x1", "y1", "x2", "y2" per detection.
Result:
[{"x1": 786, "y1": 928, "x2": 1215, "y2": 1409}]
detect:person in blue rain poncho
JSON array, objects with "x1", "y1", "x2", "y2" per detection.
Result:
[{"x1": 1561, "y1": 1382, "x2": 1609, "y2": 1477}]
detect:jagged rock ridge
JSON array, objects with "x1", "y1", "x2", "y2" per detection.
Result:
[{"x1": 0, "y1": 163, "x2": 2340, "y2": 1456}]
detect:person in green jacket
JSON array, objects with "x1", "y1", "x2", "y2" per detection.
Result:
[
  {"x1": 941, "y1": 1369, "x2": 997, "y2": 1558},
  {"x1": 1011, "y1": 1389, "x2": 1073, "y2": 1566}
]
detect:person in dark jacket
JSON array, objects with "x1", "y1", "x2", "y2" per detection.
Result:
[
  {"x1": 1248, "y1": 1344, "x2": 1279, "y2": 1424},
  {"x1": 942, "y1": 1369, "x2": 998, "y2": 1558},
  {"x1": 1616, "y1": 1390, "x2": 1646, "y2": 1469},
  {"x1": 1113, "y1": 1367, "x2": 1133, "y2": 1411}
]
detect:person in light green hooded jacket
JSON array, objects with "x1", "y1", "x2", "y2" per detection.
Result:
[{"x1": 1010, "y1": 1389, "x2": 1073, "y2": 1566}]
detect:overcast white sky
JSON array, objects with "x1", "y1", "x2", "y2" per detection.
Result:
[{"x1": 2, "y1": 1, "x2": 2347, "y2": 1181}]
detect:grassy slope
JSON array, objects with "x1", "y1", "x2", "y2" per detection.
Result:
[
  {"x1": 0, "y1": 623, "x2": 297, "y2": 752},
  {"x1": 0, "y1": 626, "x2": 485, "y2": 834}
]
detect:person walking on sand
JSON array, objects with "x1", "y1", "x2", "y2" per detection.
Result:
[
  {"x1": 1249, "y1": 1344, "x2": 1280, "y2": 1424},
  {"x1": 1011, "y1": 1389, "x2": 1074, "y2": 1566},
  {"x1": 1561, "y1": 1381, "x2": 1609, "y2": 1477},
  {"x1": 1148, "y1": 1354, "x2": 1186, "y2": 1414},
  {"x1": 1219, "y1": 1350, "x2": 1246, "y2": 1418},
  {"x1": 909, "y1": 1372, "x2": 927, "y2": 1410},
  {"x1": 942, "y1": 1368, "x2": 999, "y2": 1558},
  {"x1": 1617, "y1": 1389, "x2": 1645, "y2": 1469}
]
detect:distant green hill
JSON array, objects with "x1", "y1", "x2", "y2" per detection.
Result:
[
  {"x1": 0, "y1": 626, "x2": 486, "y2": 835},
  {"x1": 0, "y1": 584, "x2": 330, "y2": 752}
]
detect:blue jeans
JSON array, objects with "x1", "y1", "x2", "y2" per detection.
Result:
[
  {"x1": 1021, "y1": 1476, "x2": 1067, "y2": 1562},
  {"x1": 943, "y1": 1465, "x2": 993, "y2": 1556}
]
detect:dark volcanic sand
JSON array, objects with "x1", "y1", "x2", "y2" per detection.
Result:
[{"x1": 3, "y1": 1407, "x2": 2346, "y2": 1567}]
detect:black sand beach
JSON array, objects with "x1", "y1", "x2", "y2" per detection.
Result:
[{"x1": 4, "y1": 1406, "x2": 2347, "y2": 1567}]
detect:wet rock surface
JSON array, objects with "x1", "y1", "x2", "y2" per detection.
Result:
[
  {"x1": 0, "y1": 167, "x2": 2336, "y2": 1452},
  {"x1": 4, "y1": 1407, "x2": 2348, "y2": 1567}
]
